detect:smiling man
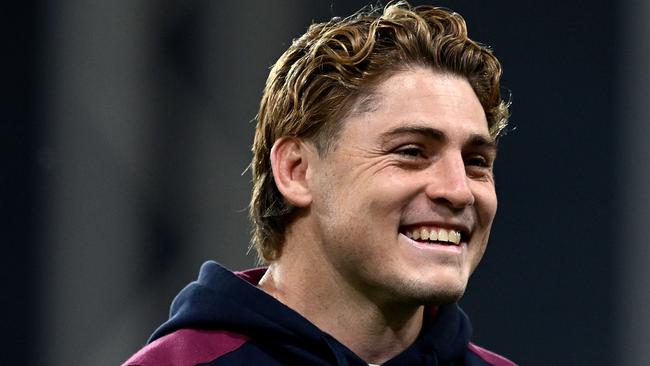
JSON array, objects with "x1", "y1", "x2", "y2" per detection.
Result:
[{"x1": 124, "y1": 2, "x2": 515, "y2": 365}]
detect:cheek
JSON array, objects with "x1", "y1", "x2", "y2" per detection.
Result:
[
  {"x1": 318, "y1": 160, "x2": 420, "y2": 229},
  {"x1": 470, "y1": 186, "x2": 497, "y2": 266},
  {"x1": 362, "y1": 174, "x2": 419, "y2": 220},
  {"x1": 474, "y1": 183, "x2": 498, "y2": 225}
]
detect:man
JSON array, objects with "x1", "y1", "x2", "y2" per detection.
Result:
[{"x1": 124, "y1": 2, "x2": 515, "y2": 365}]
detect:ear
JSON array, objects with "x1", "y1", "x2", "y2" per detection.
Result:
[{"x1": 270, "y1": 137, "x2": 314, "y2": 208}]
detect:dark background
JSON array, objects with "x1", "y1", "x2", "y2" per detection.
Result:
[{"x1": 4, "y1": 1, "x2": 649, "y2": 365}]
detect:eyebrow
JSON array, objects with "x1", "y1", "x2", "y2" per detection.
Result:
[
  {"x1": 379, "y1": 125, "x2": 444, "y2": 144},
  {"x1": 379, "y1": 124, "x2": 498, "y2": 153},
  {"x1": 467, "y1": 134, "x2": 498, "y2": 154}
]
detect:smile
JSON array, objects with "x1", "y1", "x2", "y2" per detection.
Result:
[{"x1": 403, "y1": 227, "x2": 463, "y2": 245}]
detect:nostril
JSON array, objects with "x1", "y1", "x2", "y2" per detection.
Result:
[
  {"x1": 424, "y1": 174, "x2": 474, "y2": 210},
  {"x1": 431, "y1": 195, "x2": 474, "y2": 211}
]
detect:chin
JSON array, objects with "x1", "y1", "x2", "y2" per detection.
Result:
[
  {"x1": 418, "y1": 282, "x2": 467, "y2": 305},
  {"x1": 424, "y1": 286, "x2": 466, "y2": 305},
  {"x1": 393, "y1": 276, "x2": 468, "y2": 306}
]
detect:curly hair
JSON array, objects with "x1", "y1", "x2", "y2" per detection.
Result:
[{"x1": 249, "y1": 1, "x2": 509, "y2": 262}]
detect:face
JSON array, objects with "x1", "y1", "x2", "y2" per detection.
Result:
[{"x1": 306, "y1": 68, "x2": 498, "y2": 306}]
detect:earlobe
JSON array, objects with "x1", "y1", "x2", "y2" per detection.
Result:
[{"x1": 270, "y1": 137, "x2": 313, "y2": 208}]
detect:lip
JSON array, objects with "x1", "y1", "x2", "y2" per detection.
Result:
[{"x1": 399, "y1": 232, "x2": 465, "y2": 254}]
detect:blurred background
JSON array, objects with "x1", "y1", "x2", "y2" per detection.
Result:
[{"x1": 3, "y1": 0, "x2": 648, "y2": 365}]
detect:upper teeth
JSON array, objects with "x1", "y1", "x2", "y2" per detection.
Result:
[{"x1": 405, "y1": 228, "x2": 462, "y2": 245}]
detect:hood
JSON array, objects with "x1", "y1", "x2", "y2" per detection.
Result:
[{"x1": 149, "y1": 261, "x2": 473, "y2": 366}]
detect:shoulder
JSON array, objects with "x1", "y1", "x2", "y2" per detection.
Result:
[
  {"x1": 467, "y1": 343, "x2": 517, "y2": 366},
  {"x1": 122, "y1": 328, "x2": 249, "y2": 366}
]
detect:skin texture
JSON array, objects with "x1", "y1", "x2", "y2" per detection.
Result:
[{"x1": 259, "y1": 67, "x2": 498, "y2": 364}]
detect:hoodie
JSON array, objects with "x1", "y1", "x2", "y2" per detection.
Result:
[{"x1": 123, "y1": 261, "x2": 516, "y2": 366}]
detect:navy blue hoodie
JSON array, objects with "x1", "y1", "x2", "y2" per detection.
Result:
[{"x1": 123, "y1": 261, "x2": 516, "y2": 366}]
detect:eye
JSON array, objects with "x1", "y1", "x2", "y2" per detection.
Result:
[
  {"x1": 394, "y1": 145, "x2": 426, "y2": 159},
  {"x1": 464, "y1": 155, "x2": 490, "y2": 168},
  {"x1": 464, "y1": 154, "x2": 495, "y2": 180}
]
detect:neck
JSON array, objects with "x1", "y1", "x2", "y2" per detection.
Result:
[{"x1": 258, "y1": 232, "x2": 424, "y2": 364}]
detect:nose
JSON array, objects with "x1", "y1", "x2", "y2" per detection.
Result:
[{"x1": 424, "y1": 152, "x2": 474, "y2": 209}]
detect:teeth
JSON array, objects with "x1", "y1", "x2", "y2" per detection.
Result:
[
  {"x1": 438, "y1": 229, "x2": 448, "y2": 242},
  {"x1": 404, "y1": 227, "x2": 463, "y2": 245},
  {"x1": 449, "y1": 230, "x2": 461, "y2": 244},
  {"x1": 429, "y1": 229, "x2": 438, "y2": 241}
]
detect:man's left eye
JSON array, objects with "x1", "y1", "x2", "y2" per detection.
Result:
[{"x1": 465, "y1": 155, "x2": 490, "y2": 167}]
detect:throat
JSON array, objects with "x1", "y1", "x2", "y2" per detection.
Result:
[{"x1": 332, "y1": 304, "x2": 425, "y2": 365}]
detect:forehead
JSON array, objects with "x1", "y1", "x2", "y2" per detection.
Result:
[{"x1": 342, "y1": 68, "x2": 490, "y2": 142}]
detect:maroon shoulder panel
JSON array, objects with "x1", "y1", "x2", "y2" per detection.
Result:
[
  {"x1": 122, "y1": 329, "x2": 249, "y2": 366},
  {"x1": 468, "y1": 342, "x2": 517, "y2": 366}
]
